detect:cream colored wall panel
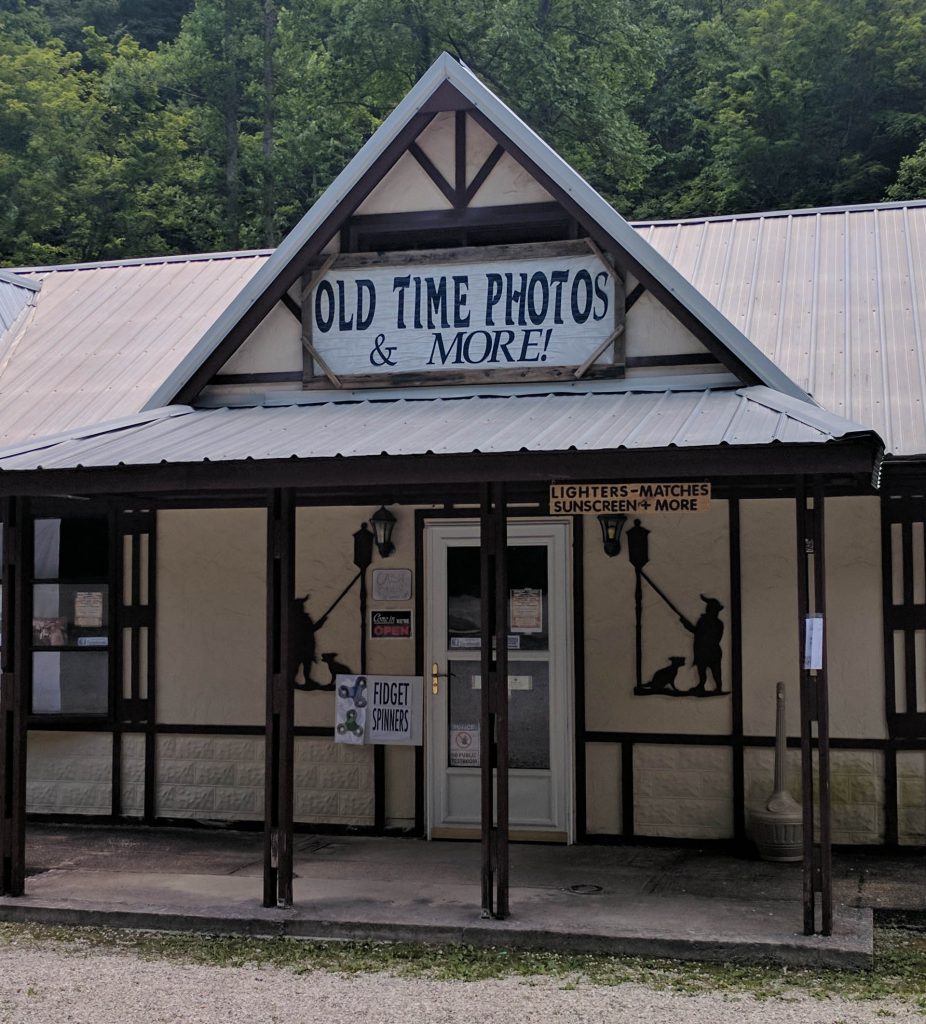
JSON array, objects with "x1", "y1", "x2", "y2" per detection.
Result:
[
  {"x1": 897, "y1": 751, "x2": 926, "y2": 844},
  {"x1": 219, "y1": 302, "x2": 301, "y2": 375},
  {"x1": 464, "y1": 115, "x2": 497, "y2": 182},
  {"x1": 584, "y1": 502, "x2": 732, "y2": 735},
  {"x1": 121, "y1": 732, "x2": 146, "y2": 817},
  {"x1": 634, "y1": 744, "x2": 733, "y2": 839},
  {"x1": 585, "y1": 743, "x2": 621, "y2": 834},
  {"x1": 625, "y1": 291, "x2": 711, "y2": 358},
  {"x1": 825, "y1": 498, "x2": 887, "y2": 739},
  {"x1": 27, "y1": 732, "x2": 112, "y2": 815},
  {"x1": 356, "y1": 151, "x2": 453, "y2": 214},
  {"x1": 157, "y1": 509, "x2": 265, "y2": 725},
  {"x1": 741, "y1": 499, "x2": 800, "y2": 736},
  {"x1": 469, "y1": 152, "x2": 553, "y2": 207},
  {"x1": 415, "y1": 110, "x2": 455, "y2": 185}
]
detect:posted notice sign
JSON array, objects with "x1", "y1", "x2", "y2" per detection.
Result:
[
  {"x1": 550, "y1": 482, "x2": 711, "y2": 515},
  {"x1": 370, "y1": 609, "x2": 413, "y2": 639},
  {"x1": 334, "y1": 674, "x2": 423, "y2": 746}
]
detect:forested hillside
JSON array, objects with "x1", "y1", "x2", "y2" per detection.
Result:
[{"x1": 1, "y1": 0, "x2": 924, "y2": 266}]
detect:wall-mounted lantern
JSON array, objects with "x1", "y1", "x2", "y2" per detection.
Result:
[
  {"x1": 597, "y1": 513, "x2": 627, "y2": 558},
  {"x1": 370, "y1": 505, "x2": 396, "y2": 559}
]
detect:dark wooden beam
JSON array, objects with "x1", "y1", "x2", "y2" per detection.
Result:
[
  {"x1": 173, "y1": 111, "x2": 437, "y2": 406},
  {"x1": 0, "y1": 440, "x2": 881, "y2": 500},
  {"x1": 409, "y1": 142, "x2": 457, "y2": 208},
  {"x1": 455, "y1": 112, "x2": 467, "y2": 204},
  {"x1": 479, "y1": 481, "x2": 509, "y2": 918},
  {"x1": 281, "y1": 293, "x2": 301, "y2": 322},
  {"x1": 463, "y1": 145, "x2": 504, "y2": 206},
  {"x1": 264, "y1": 488, "x2": 295, "y2": 908},
  {"x1": 0, "y1": 497, "x2": 30, "y2": 896}
]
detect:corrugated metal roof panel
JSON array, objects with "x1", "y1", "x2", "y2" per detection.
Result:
[
  {"x1": 0, "y1": 270, "x2": 39, "y2": 335},
  {"x1": 0, "y1": 253, "x2": 269, "y2": 446},
  {"x1": 0, "y1": 387, "x2": 874, "y2": 474},
  {"x1": 633, "y1": 202, "x2": 926, "y2": 456}
]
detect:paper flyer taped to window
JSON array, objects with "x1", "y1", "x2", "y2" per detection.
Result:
[
  {"x1": 510, "y1": 588, "x2": 543, "y2": 633},
  {"x1": 803, "y1": 614, "x2": 824, "y2": 670},
  {"x1": 75, "y1": 591, "x2": 104, "y2": 628}
]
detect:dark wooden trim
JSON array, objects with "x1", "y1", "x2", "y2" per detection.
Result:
[
  {"x1": 625, "y1": 283, "x2": 646, "y2": 311},
  {"x1": 813, "y1": 480, "x2": 833, "y2": 935},
  {"x1": 111, "y1": 731, "x2": 121, "y2": 818},
  {"x1": 173, "y1": 110, "x2": 437, "y2": 405},
  {"x1": 345, "y1": 202, "x2": 569, "y2": 238},
  {"x1": 413, "y1": 509, "x2": 426, "y2": 836},
  {"x1": 0, "y1": 441, "x2": 881, "y2": 499},
  {"x1": 409, "y1": 142, "x2": 457, "y2": 208},
  {"x1": 729, "y1": 498, "x2": 745, "y2": 844},
  {"x1": 884, "y1": 746, "x2": 899, "y2": 846},
  {"x1": 418, "y1": 80, "x2": 474, "y2": 113},
  {"x1": 264, "y1": 488, "x2": 296, "y2": 908},
  {"x1": 0, "y1": 498, "x2": 30, "y2": 895},
  {"x1": 463, "y1": 145, "x2": 504, "y2": 206},
  {"x1": 281, "y1": 292, "x2": 301, "y2": 322},
  {"x1": 621, "y1": 742, "x2": 634, "y2": 837},
  {"x1": 572, "y1": 516, "x2": 587, "y2": 842},
  {"x1": 625, "y1": 354, "x2": 720, "y2": 369},
  {"x1": 211, "y1": 371, "x2": 303, "y2": 386},
  {"x1": 454, "y1": 111, "x2": 466, "y2": 204}
]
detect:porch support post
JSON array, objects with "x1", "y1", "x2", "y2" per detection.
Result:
[
  {"x1": 479, "y1": 482, "x2": 509, "y2": 919},
  {"x1": 795, "y1": 477, "x2": 833, "y2": 936},
  {"x1": 0, "y1": 497, "x2": 31, "y2": 896},
  {"x1": 264, "y1": 487, "x2": 296, "y2": 908}
]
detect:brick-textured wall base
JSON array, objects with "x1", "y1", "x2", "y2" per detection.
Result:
[{"x1": 634, "y1": 745, "x2": 733, "y2": 839}]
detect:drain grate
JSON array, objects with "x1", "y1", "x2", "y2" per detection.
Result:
[{"x1": 566, "y1": 883, "x2": 603, "y2": 895}]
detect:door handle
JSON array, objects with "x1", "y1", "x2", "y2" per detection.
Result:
[{"x1": 431, "y1": 662, "x2": 448, "y2": 695}]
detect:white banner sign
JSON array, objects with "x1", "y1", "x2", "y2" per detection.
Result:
[
  {"x1": 334, "y1": 674, "x2": 423, "y2": 746},
  {"x1": 311, "y1": 254, "x2": 616, "y2": 376}
]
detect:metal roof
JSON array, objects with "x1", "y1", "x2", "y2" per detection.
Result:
[
  {"x1": 634, "y1": 202, "x2": 926, "y2": 458},
  {"x1": 0, "y1": 252, "x2": 268, "y2": 446},
  {"x1": 143, "y1": 52, "x2": 810, "y2": 410},
  {"x1": 0, "y1": 269, "x2": 39, "y2": 336},
  {"x1": 0, "y1": 387, "x2": 875, "y2": 474}
]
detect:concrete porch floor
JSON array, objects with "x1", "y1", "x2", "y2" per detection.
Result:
[{"x1": 1, "y1": 824, "x2": 921, "y2": 968}]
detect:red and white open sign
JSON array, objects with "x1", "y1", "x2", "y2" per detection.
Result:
[{"x1": 370, "y1": 609, "x2": 413, "y2": 639}]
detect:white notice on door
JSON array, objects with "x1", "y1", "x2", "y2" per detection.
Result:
[
  {"x1": 803, "y1": 614, "x2": 824, "y2": 670},
  {"x1": 449, "y1": 723, "x2": 479, "y2": 766},
  {"x1": 510, "y1": 588, "x2": 542, "y2": 633}
]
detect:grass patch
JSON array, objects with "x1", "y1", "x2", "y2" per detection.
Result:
[{"x1": 0, "y1": 922, "x2": 923, "y2": 1006}]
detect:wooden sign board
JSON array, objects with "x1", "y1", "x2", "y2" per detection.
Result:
[
  {"x1": 550, "y1": 482, "x2": 711, "y2": 515},
  {"x1": 309, "y1": 242, "x2": 616, "y2": 380}
]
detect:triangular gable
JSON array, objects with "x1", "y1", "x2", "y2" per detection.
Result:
[{"x1": 148, "y1": 53, "x2": 810, "y2": 409}]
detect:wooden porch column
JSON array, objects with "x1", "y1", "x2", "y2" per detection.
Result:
[
  {"x1": 479, "y1": 482, "x2": 509, "y2": 919},
  {"x1": 264, "y1": 488, "x2": 296, "y2": 908},
  {"x1": 0, "y1": 497, "x2": 31, "y2": 896},
  {"x1": 795, "y1": 478, "x2": 833, "y2": 935}
]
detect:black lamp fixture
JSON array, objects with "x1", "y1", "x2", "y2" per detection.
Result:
[
  {"x1": 370, "y1": 505, "x2": 396, "y2": 558},
  {"x1": 598, "y1": 513, "x2": 627, "y2": 558}
]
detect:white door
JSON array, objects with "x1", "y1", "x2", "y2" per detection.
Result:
[{"x1": 425, "y1": 519, "x2": 573, "y2": 842}]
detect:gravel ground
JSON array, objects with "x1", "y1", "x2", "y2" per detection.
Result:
[{"x1": 0, "y1": 946, "x2": 921, "y2": 1024}]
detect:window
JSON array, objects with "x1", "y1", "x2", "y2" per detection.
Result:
[{"x1": 31, "y1": 514, "x2": 111, "y2": 716}]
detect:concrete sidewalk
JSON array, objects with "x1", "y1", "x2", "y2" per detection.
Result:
[{"x1": 0, "y1": 824, "x2": 912, "y2": 968}]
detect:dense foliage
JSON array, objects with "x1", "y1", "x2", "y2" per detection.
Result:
[{"x1": 1, "y1": 0, "x2": 925, "y2": 265}]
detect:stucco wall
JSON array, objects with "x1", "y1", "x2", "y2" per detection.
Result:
[
  {"x1": 25, "y1": 496, "x2": 924, "y2": 847},
  {"x1": 152, "y1": 504, "x2": 419, "y2": 828}
]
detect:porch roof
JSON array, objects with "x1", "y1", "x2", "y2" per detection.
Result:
[{"x1": 0, "y1": 386, "x2": 882, "y2": 495}]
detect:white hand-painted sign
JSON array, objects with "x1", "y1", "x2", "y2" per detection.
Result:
[{"x1": 310, "y1": 253, "x2": 616, "y2": 377}]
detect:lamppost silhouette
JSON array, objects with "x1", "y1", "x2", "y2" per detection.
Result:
[{"x1": 626, "y1": 519, "x2": 650, "y2": 691}]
